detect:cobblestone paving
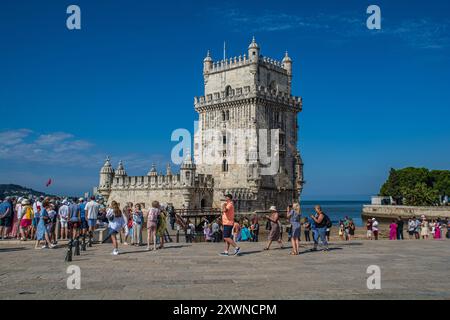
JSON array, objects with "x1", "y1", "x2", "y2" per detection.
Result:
[{"x1": 0, "y1": 240, "x2": 449, "y2": 299}]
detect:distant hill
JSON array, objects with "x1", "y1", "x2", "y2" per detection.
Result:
[{"x1": 0, "y1": 184, "x2": 53, "y2": 198}]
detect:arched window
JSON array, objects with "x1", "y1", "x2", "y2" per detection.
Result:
[
  {"x1": 222, "y1": 159, "x2": 228, "y2": 172},
  {"x1": 225, "y1": 85, "x2": 232, "y2": 97},
  {"x1": 222, "y1": 111, "x2": 226, "y2": 121},
  {"x1": 226, "y1": 110, "x2": 230, "y2": 121}
]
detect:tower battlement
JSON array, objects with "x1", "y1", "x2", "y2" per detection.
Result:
[
  {"x1": 194, "y1": 85, "x2": 302, "y2": 112},
  {"x1": 205, "y1": 55, "x2": 287, "y2": 75}
]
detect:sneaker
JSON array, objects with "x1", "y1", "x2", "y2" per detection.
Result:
[
  {"x1": 50, "y1": 244, "x2": 56, "y2": 249},
  {"x1": 111, "y1": 249, "x2": 119, "y2": 255},
  {"x1": 219, "y1": 252, "x2": 229, "y2": 256},
  {"x1": 41, "y1": 245, "x2": 49, "y2": 249},
  {"x1": 233, "y1": 247, "x2": 241, "y2": 256},
  {"x1": 146, "y1": 246, "x2": 151, "y2": 251}
]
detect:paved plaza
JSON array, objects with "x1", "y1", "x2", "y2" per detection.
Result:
[{"x1": 0, "y1": 239, "x2": 449, "y2": 300}]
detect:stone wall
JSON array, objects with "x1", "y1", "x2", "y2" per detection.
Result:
[{"x1": 362, "y1": 205, "x2": 450, "y2": 223}]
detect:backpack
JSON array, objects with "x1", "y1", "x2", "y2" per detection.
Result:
[{"x1": 323, "y1": 214, "x2": 332, "y2": 228}]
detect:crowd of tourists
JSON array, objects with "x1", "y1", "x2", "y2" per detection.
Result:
[{"x1": 1, "y1": 194, "x2": 448, "y2": 256}]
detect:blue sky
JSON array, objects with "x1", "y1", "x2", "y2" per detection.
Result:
[{"x1": 0, "y1": 0, "x2": 449, "y2": 200}]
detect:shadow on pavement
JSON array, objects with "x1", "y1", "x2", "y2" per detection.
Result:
[{"x1": 0, "y1": 247, "x2": 28, "y2": 253}]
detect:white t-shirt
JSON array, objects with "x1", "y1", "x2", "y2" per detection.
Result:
[
  {"x1": 372, "y1": 220, "x2": 379, "y2": 231},
  {"x1": 85, "y1": 200, "x2": 100, "y2": 220},
  {"x1": 106, "y1": 209, "x2": 125, "y2": 232},
  {"x1": 58, "y1": 205, "x2": 69, "y2": 220}
]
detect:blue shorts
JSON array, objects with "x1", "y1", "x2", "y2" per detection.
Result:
[
  {"x1": 88, "y1": 219, "x2": 97, "y2": 227},
  {"x1": 80, "y1": 219, "x2": 88, "y2": 229},
  {"x1": 223, "y1": 225, "x2": 233, "y2": 239}
]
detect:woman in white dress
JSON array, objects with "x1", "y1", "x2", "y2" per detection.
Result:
[{"x1": 420, "y1": 217, "x2": 429, "y2": 239}]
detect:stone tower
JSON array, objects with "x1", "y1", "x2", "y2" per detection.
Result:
[{"x1": 194, "y1": 38, "x2": 304, "y2": 211}]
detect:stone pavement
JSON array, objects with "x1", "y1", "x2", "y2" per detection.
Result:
[{"x1": 0, "y1": 239, "x2": 449, "y2": 300}]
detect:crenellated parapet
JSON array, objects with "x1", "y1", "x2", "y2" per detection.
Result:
[
  {"x1": 194, "y1": 85, "x2": 302, "y2": 112},
  {"x1": 204, "y1": 54, "x2": 288, "y2": 75}
]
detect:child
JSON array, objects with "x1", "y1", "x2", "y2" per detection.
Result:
[
  {"x1": 103, "y1": 201, "x2": 126, "y2": 255},
  {"x1": 132, "y1": 204, "x2": 143, "y2": 246}
]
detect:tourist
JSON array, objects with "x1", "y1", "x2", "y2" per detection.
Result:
[
  {"x1": 407, "y1": 218, "x2": 416, "y2": 240},
  {"x1": 186, "y1": 219, "x2": 195, "y2": 243},
  {"x1": 413, "y1": 216, "x2": 421, "y2": 239},
  {"x1": 35, "y1": 201, "x2": 56, "y2": 249},
  {"x1": 32, "y1": 196, "x2": 43, "y2": 238},
  {"x1": 132, "y1": 204, "x2": 143, "y2": 246},
  {"x1": 167, "y1": 203, "x2": 176, "y2": 230},
  {"x1": 156, "y1": 205, "x2": 168, "y2": 249},
  {"x1": 18, "y1": 199, "x2": 33, "y2": 241},
  {"x1": 146, "y1": 201, "x2": 160, "y2": 251},
  {"x1": 0, "y1": 197, "x2": 13, "y2": 239},
  {"x1": 396, "y1": 217, "x2": 404, "y2": 240},
  {"x1": 219, "y1": 194, "x2": 240, "y2": 256},
  {"x1": 211, "y1": 219, "x2": 220, "y2": 242},
  {"x1": 240, "y1": 224, "x2": 251, "y2": 241},
  {"x1": 446, "y1": 219, "x2": 450, "y2": 239},
  {"x1": 303, "y1": 218, "x2": 311, "y2": 242},
  {"x1": 389, "y1": 219, "x2": 397, "y2": 240},
  {"x1": 347, "y1": 219, "x2": 355, "y2": 240},
  {"x1": 58, "y1": 200, "x2": 70, "y2": 240},
  {"x1": 204, "y1": 223, "x2": 212, "y2": 242},
  {"x1": 75, "y1": 198, "x2": 86, "y2": 238},
  {"x1": 310, "y1": 205, "x2": 329, "y2": 251},
  {"x1": 430, "y1": 219, "x2": 436, "y2": 238},
  {"x1": 121, "y1": 203, "x2": 132, "y2": 245},
  {"x1": 10, "y1": 197, "x2": 21, "y2": 239},
  {"x1": 287, "y1": 203, "x2": 301, "y2": 255},
  {"x1": 371, "y1": 218, "x2": 379, "y2": 240},
  {"x1": 85, "y1": 196, "x2": 100, "y2": 243},
  {"x1": 434, "y1": 220, "x2": 441, "y2": 240},
  {"x1": 366, "y1": 218, "x2": 373, "y2": 240},
  {"x1": 338, "y1": 220, "x2": 345, "y2": 240},
  {"x1": 250, "y1": 215, "x2": 259, "y2": 242},
  {"x1": 69, "y1": 199, "x2": 81, "y2": 240},
  {"x1": 47, "y1": 203, "x2": 57, "y2": 244},
  {"x1": 263, "y1": 206, "x2": 283, "y2": 251},
  {"x1": 343, "y1": 216, "x2": 350, "y2": 241},
  {"x1": 103, "y1": 201, "x2": 126, "y2": 255},
  {"x1": 420, "y1": 216, "x2": 429, "y2": 240},
  {"x1": 232, "y1": 219, "x2": 241, "y2": 243}
]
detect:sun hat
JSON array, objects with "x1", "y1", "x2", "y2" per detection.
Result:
[{"x1": 269, "y1": 205, "x2": 277, "y2": 211}]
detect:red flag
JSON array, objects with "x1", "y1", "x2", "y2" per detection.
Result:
[{"x1": 46, "y1": 179, "x2": 52, "y2": 187}]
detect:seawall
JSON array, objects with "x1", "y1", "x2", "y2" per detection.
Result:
[{"x1": 362, "y1": 205, "x2": 450, "y2": 223}]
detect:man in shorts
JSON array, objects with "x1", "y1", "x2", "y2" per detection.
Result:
[
  {"x1": 78, "y1": 198, "x2": 88, "y2": 236},
  {"x1": 84, "y1": 196, "x2": 100, "y2": 240},
  {"x1": 68, "y1": 199, "x2": 81, "y2": 239},
  {"x1": 219, "y1": 194, "x2": 240, "y2": 256}
]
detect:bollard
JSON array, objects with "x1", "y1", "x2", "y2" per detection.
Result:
[
  {"x1": 176, "y1": 230, "x2": 179, "y2": 243},
  {"x1": 65, "y1": 239, "x2": 73, "y2": 262},
  {"x1": 88, "y1": 231, "x2": 93, "y2": 247},
  {"x1": 74, "y1": 237, "x2": 80, "y2": 256},
  {"x1": 81, "y1": 234, "x2": 87, "y2": 251}
]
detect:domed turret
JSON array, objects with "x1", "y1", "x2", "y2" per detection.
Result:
[
  {"x1": 282, "y1": 51, "x2": 292, "y2": 75},
  {"x1": 180, "y1": 150, "x2": 196, "y2": 186},
  {"x1": 115, "y1": 160, "x2": 127, "y2": 177},
  {"x1": 248, "y1": 36, "x2": 260, "y2": 63},
  {"x1": 147, "y1": 163, "x2": 157, "y2": 176},
  {"x1": 166, "y1": 163, "x2": 172, "y2": 176},
  {"x1": 203, "y1": 50, "x2": 213, "y2": 74},
  {"x1": 98, "y1": 156, "x2": 114, "y2": 198}
]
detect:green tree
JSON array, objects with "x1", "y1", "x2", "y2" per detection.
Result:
[{"x1": 401, "y1": 182, "x2": 439, "y2": 206}]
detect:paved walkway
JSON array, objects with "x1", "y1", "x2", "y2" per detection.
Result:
[{"x1": 0, "y1": 239, "x2": 449, "y2": 299}]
